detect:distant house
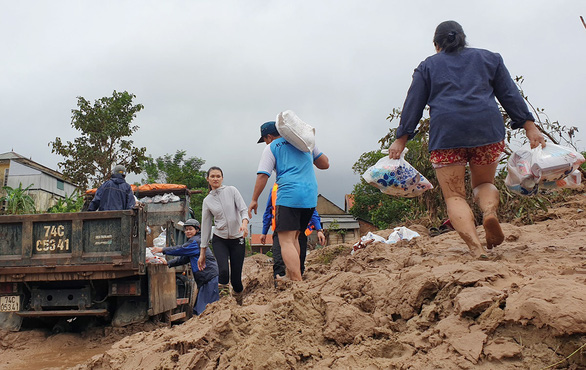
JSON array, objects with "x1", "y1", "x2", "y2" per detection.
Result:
[
  {"x1": 249, "y1": 234, "x2": 273, "y2": 255},
  {"x1": 0, "y1": 151, "x2": 78, "y2": 213},
  {"x1": 317, "y1": 194, "x2": 361, "y2": 245},
  {"x1": 345, "y1": 194, "x2": 377, "y2": 235}
]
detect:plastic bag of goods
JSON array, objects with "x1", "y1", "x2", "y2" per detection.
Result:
[
  {"x1": 362, "y1": 149, "x2": 434, "y2": 198},
  {"x1": 153, "y1": 229, "x2": 166, "y2": 248},
  {"x1": 540, "y1": 169, "x2": 582, "y2": 190},
  {"x1": 275, "y1": 110, "x2": 315, "y2": 152},
  {"x1": 531, "y1": 143, "x2": 584, "y2": 182},
  {"x1": 505, "y1": 143, "x2": 584, "y2": 195}
]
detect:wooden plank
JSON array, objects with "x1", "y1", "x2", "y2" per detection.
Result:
[
  {"x1": 147, "y1": 264, "x2": 177, "y2": 315},
  {"x1": 169, "y1": 312, "x2": 186, "y2": 322}
]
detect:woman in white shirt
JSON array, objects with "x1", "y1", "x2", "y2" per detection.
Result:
[{"x1": 198, "y1": 166, "x2": 249, "y2": 305}]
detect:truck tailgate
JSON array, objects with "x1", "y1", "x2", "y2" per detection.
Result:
[{"x1": 0, "y1": 209, "x2": 146, "y2": 282}]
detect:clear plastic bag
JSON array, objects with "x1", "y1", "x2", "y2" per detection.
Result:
[
  {"x1": 153, "y1": 229, "x2": 166, "y2": 248},
  {"x1": 362, "y1": 149, "x2": 433, "y2": 198},
  {"x1": 505, "y1": 143, "x2": 584, "y2": 195}
]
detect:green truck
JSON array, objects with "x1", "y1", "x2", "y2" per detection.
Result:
[{"x1": 0, "y1": 186, "x2": 197, "y2": 331}]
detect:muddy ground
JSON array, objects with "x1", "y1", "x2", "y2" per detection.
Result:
[{"x1": 1, "y1": 194, "x2": 586, "y2": 369}]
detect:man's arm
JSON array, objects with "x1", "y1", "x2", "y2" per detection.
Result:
[
  {"x1": 314, "y1": 153, "x2": 329, "y2": 169},
  {"x1": 248, "y1": 173, "x2": 269, "y2": 218}
]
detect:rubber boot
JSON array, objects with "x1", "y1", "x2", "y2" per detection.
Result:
[
  {"x1": 232, "y1": 290, "x2": 243, "y2": 306},
  {"x1": 218, "y1": 284, "x2": 230, "y2": 298}
]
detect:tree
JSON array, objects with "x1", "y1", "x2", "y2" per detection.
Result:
[
  {"x1": 0, "y1": 183, "x2": 36, "y2": 215},
  {"x1": 141, "y1": 150, "x2": 208, "y2": 220},
  {"x1": 50, "y1": 90, "x2": 147, "y2": 189}
]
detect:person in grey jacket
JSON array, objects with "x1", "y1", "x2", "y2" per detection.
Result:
[
  {"x1": 151, "y1": 218, "x2": 219, "y2": 315},
  {"x1": 198, "y1": 166, "x2": 249, "y2": 305}
]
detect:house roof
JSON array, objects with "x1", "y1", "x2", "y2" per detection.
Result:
[
  {"x1": 0, "y1": 151, "x2": 74, "y2": 185},
  {"x1": 320, "y1": 215, "x2": 360, "y2": 230},
  {"x1": 317, "y1": 194, "x2": 346, "y2": 215},
  {"x1": 249, "y1": 233, "x2": 273, "y2": 246}
]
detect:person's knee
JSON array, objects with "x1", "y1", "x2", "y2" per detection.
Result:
[{"x1": 472, "y1": 183, "x2": 498, "y2": 200}]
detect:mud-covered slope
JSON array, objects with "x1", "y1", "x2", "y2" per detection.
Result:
[{"x1": 3, "y1": 196, "x2": 586, "y2": 370}]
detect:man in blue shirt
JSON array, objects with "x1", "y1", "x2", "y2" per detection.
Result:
[{"x1": 249, "y1": 121, "x2": 329, "y2": 281}]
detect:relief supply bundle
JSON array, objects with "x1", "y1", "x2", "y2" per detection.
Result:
[
  {"x1": 505, "y1": 143, "x2": 585, "y2": 196},
  {"x1": 362, "y1": 149, "x2": 433, "y2": 198},
  {"x1": 276, "y1": 110, "x2": 316, "y2": 152}
]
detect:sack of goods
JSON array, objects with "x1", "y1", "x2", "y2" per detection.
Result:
[
  {"x1": 362, "y1": 149, "x2": 434, "y2": 198},
  {"x1": 505, "y1": 143, "x2": 585, "y2": 196},
  {"x1": 276, "y1": 110, "x2": 315, "y2": 152}
]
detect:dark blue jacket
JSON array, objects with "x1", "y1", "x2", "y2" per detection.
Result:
[
  {"x1": 397, "y1": 47, "x2": 534, "y2": 151},
  {"x1": 88, "y1": 173, "x2": 135, "y2": 211},
  {"x1": 164, "y1": 233, "x2": 218, "y2": 288}
]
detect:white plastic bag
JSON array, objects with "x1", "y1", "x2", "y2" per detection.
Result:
[
  {"x1": 153, "y1": 229, "x2": 166, "y2": 248},
  {"x1": 540, "y1": 169, "x2": 582, "y2": 189},
  {"x1": 386, "y1": 226, "x2": 420, "y2": 244},
  {"x1": 505, "y1": 143, "x2": 584, "y2": 195},
  {"x1": 275, "y1": 110, "x2": 315, "y2": 152},
  {"x1": 531, "y1": 143, "x2": 584, "y2": 182},
  {"x1": 362, "y1": 149, "x2": 433, "y2": 198}
]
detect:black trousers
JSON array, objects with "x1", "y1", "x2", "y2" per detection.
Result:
[
  {"x1": 212, "y1": 234, "x2": 245, "y2": 293},
  {"x1": 272, "y1": 232, "x2": 307, "y2": 278}
]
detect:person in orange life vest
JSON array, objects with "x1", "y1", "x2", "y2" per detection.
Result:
[{"x1": 260, "y1": 184, "x2": 326, "y2": 280}]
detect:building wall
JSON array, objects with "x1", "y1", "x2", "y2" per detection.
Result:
[
  {"x1": 4, "y1": 160, "x2": 78, "y2": 212},
  {"x1": 0, "y1": 163, "x2": 9, "y2": 188},
  {"x1": 326, "y1": 228, "x2": 359, "y2": 245}
]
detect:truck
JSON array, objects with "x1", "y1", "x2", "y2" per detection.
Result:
[{"x1": 0, "y1": 185, "x2": 198, "y2": 332}]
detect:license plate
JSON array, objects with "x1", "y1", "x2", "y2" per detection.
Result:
[{"x1": 0, "y1": 295, "x2": 20, "y2": 312}]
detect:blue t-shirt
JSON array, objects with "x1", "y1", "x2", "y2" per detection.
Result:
[
  {"x1": 396, "y1": 47, "x2": 534, "y2": 151},
  {"x1": 257, "y1": 137, "x2": 320, "y2": 209}
]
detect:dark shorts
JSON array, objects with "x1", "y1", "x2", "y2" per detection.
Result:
[
  {"x1": 430, "y1": 140, "x2": 505, "y2": 169},
  {"x1": 275, "y1": 205, "x2": 314, "y2": 232}
]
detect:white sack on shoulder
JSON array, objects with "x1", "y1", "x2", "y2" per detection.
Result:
[{"x1": 276, "y1": 110, "x2": 316, "y2": 152}]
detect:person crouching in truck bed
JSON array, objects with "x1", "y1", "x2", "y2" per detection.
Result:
[
  {"x1": 88, "y1": 164, "x2": 136, "y2": 211},
  {"x1": 151, "y1": 219, "x2": 220, "y2": 315}
]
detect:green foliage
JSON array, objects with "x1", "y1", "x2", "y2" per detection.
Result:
[
  {"x1": 46, "y1": 190, "x2": 84, "y2": 213},
  {"x1": 0, "y1": 183, "x2": 36, "y2": 215},
  {"x1": 50, "y1": 90, "x2": 147, "y2": 189},
  {"x1": 326, "y1": 219, "x2": 349, "y2": 243},
  {"x1": 141, "y1": 150, "x2": 209, "y2": 220},
  {"x1": 350, "y1": 77, "x2": 582, "y2": 230}
]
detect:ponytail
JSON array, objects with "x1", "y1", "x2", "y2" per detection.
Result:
[{"x1": 433, "y1": 20, "x2": 467, "y2": 53}]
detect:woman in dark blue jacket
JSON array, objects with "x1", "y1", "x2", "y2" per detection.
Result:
[
  {"x1": 388, "y1": 21, "x2": 546, "y2": 258},
  {"x1": 152, "y1": 219, "x2": 219, "y2": 315}
]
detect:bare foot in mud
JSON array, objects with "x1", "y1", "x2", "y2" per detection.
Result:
[{"x1": 483, "y1": 213, "x2": 505, "y2": 250}]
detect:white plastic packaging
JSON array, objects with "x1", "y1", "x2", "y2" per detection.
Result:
[
  {"x1": 505, "y1": 143, "x2": 584, "y2": 195},
  {"x1": 275, "y1": 110, "x2": 316, "y2": 152}
]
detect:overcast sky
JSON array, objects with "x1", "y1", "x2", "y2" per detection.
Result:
[{"x1": 2, "y1": 1, "x2": 585, "y2": 231}]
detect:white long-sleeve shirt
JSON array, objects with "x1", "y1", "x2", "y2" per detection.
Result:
[{"x1": 200, "y1": 185, "x2": 249, "y2": 248}]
